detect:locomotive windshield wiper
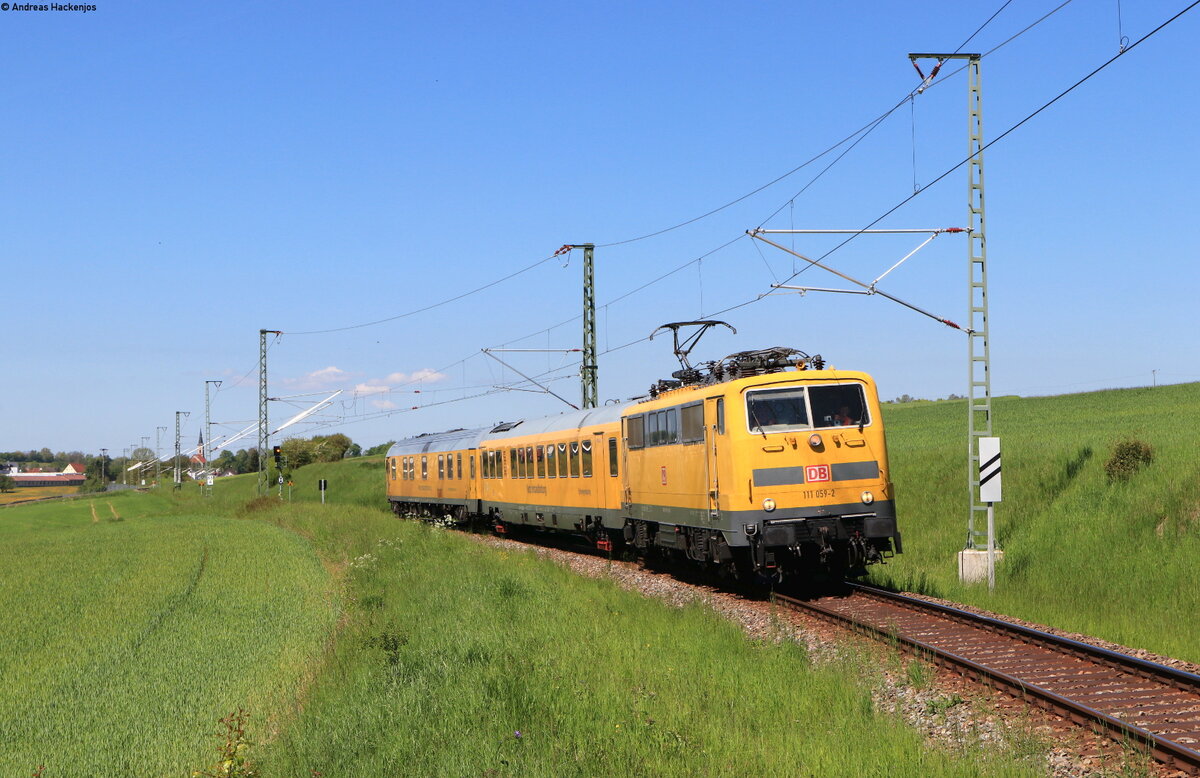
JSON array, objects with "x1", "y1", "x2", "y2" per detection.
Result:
[{"x1": 747, "y1": 404, "x2": 768, "y2": 439}]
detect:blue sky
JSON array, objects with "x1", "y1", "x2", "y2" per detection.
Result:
[{"x1": 5, "y1": 0, "x2": 1198, "y2": 454}]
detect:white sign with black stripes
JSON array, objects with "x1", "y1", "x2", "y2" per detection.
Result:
[{"x1": 979, "y1": 437, "x2": 1001, "y2": 503}]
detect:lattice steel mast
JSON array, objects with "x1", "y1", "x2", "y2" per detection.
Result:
[
  {"x1": 911, "y1": 52, "x2": 993, "y2": 551},
  {"x1": 257, "y1": 329, "x2": 281, "y2": 496}
]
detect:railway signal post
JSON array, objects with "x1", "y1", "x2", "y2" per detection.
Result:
[{"x1": 959, "y1": 436, "x2": 1003, "y2": 589}]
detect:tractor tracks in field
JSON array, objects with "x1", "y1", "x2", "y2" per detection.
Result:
[{"x1": 131, "y1": 544, "x2": 209, "y2": 650}]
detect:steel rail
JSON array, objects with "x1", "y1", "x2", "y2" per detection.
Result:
[{"x1": 775, "y1": 584, "x2": 1200, "y2": 774}]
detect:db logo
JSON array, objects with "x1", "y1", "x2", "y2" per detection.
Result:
[{"x1": 805, "y1": 464, "x2": 831, "y2": 483}]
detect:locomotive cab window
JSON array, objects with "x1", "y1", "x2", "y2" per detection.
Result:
[
  {"x1": 746, "y1": 387, "x2": 810, "y2": 433},
  {"x1": 810, "y1": 384, "x2": 870, "y2": 428},
  {"x1": 745, "y1": 383, "x2": 870, "y2": 434}
]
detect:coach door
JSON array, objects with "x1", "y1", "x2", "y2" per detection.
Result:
[{"x1": 704, "y1": 397, "x2": 724, "y2": 520}]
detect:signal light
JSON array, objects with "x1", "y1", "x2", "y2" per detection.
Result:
[{"x1": 272, "y1": 445, "x2": 282, "y2": 462}]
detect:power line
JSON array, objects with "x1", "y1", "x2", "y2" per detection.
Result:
[
  {"x1": 286, "y1": 251, "x2": 561, "y2": 336},
  {"x1": 703, "y1": 0, "x2": 1200, "y2": 332}
]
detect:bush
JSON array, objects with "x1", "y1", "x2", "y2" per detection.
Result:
[{"x1": 1104, "y1": 439, "x2": 1154, "y2": 482}]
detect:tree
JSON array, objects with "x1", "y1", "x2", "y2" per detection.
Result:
[
  {"x1": 364, "y1": 441, "x2": 394, "y2": 457},
  {"x1": 0, "y1": 475, "x2": 14, "y2": 493},
  {"x1": 311, "y1": 434, "x2": 352, "y2": 462},
  {"x1": 345, "y1": 443, "x2": 362, "y2": 458}
]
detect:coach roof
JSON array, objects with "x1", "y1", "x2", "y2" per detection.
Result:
[{"x1": 481, "y1": 402, "x2": 632, "y2": 443}]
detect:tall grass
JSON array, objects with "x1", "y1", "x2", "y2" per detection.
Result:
[
  {"x1": 252, "y1": 501, "x2": 1036, "y2": 777},
  {"x1": 0, "y1": 491, "x2": 338, "y2": 776},
  {"x1": 872, "y1": 382, "x2": 1200, "y2": 661}
]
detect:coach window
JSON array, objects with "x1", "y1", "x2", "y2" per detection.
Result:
[
  {"x1": 569, "y1": 441, "x2": 580, "y2": 477},
  {"x1": 526, "y1": 446, "x2": 534, "y2": 478},
  {"x1": 437, "y1": 455, "x2": 444, "y2": 479},
  {"x1": 557, "y1": 442, "x2": 567, "y2": 477},
  {"x1": 682, "y1": 403, "x2": 704, "y2": 444},
  {"x1": 470, "y1": 454, "x2": 476, "y2": 480},
  {"x1": 626, "y1": 415, "x2": 644, "y2": 449},
  {"x1": 509, "y1": 448, "x2": 517, "y2": 480},
  {"x1": 457, "y1": 453, "x2": 463, "y2": 479},
  {"x1": 548, "y1": 443, "x2": 558, "y2": 477},
  {"x1": 390, "y1": 458, "x2": 397, "y2": 481},
  {"x1": 581, "y1": 440, "x2": 593, "y2": 477},
  {"x1": 421, "y1": 456, "x2": 428, "y2": 480},
  {"x1": 449, "y1": 453, "x2": 456, "y2": 480},
  {"x1": 536, "y1": 446, "x2": 545, "y2": 478},
  {"x1": 608, "y1": 437, "x2": 618, "y2": 476}
]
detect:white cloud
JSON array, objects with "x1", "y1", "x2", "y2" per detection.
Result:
[
  {"x1": 354, "y1": 383, "x2": 390, "y2": 396},
  {"x1": 371, "y1": 399, "x2": 398, "y2": 410},
  {"x1": 281, "y1": 366, "x2": 356, "y2": 390},
  {"x1": 354, "y1": 368, "x2": 448, "y2": 399}
]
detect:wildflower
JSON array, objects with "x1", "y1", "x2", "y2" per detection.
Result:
[{"x1": 514, "y1": 730, "x2": 522, "y2": 739}]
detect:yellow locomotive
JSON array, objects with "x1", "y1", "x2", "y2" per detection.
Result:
[{"x1": 386, "y1": 343, "x2": 899, "y2": 579}]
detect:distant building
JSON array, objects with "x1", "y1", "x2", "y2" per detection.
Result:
[
  {"x1": 12, "y1": 473, "x2": 86, "y2": 488},
  {"x1": 63, "y1": 462, "x2": 87, "y2": 475}
]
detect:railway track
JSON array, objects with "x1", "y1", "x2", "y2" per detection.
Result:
[{"x1": 776, "y1": 583, "x2": 1200, "y2": 774}]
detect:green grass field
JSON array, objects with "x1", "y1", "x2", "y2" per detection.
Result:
[
  {"x1": 0, "y1": 492, "x2": 338, "y2": 776},
  {"x1": 872, "y1": 381, "x2": 1200, "y2": 662},
  {"x1": 2, "y1": 382, "x2": 1194, "y2": 775}
]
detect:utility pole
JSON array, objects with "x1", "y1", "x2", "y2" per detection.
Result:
[
  {"x1": 911, "y1": 52, "x2": 998, "y2": 577},
  {"x1": 258, "y1": 330, "x2": 281, "y2": 496},
  {"x1": 99, "y1": 448, "x2": 108, "y2": 485},
  {"x1": 563, "y1": 244, "x2": 597, "y2": 409},
  {"x1": 204, "y1": 379, "x2": 222, "y2": 496},
  {"x1": 156, "y1": 426, "x2": 168, "y2": 487},
  {"x1": 122, "y1": 448, "x2": 129, "y2": 485},
  {"x1": 174, "y1": 411, "x2": 190, "y2": 489},
  {"x1": 140, "y1": 436, "x2": 150, "y2": 486}
]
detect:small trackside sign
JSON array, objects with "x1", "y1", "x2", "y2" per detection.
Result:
[
  {"x1": 804, "y1": 464, "x2": 831, "y2": 483},
  {"x1": 660, "y1": 466, "x2": 667, "y2": 486},
  {"x1": 979, "y1": 437, "x2": 1001, "y2": 502}
]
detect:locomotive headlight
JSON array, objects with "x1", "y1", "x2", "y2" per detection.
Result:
[
  {"x1": 762, "y1": 498, "x2": 776, "y2": 512},
  {"x1": 808, "y1": 433, "x2": 822, "y2": 448},
  {"x1": 861, "y1": 491, "x2": 875, "y2": 505}
]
